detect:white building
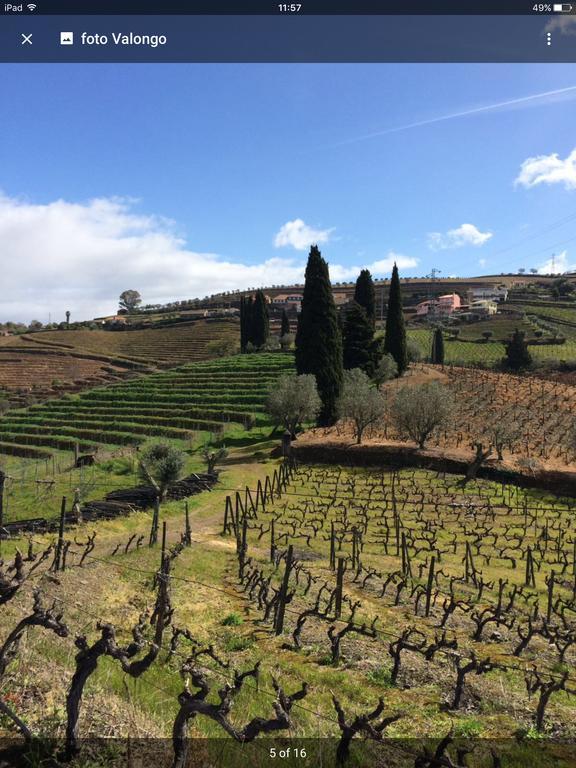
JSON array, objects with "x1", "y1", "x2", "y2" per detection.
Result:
[{"x1": 469, "y1": 287, "x2": 508, "y2": 303}]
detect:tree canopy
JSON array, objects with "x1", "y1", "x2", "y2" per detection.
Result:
[
  {"x1": 240, "y1": 291, "x2": 269, "y2": 351},
  {"x1": 383, "y1": 264, "x2": 408, "y2": 375},
  {"x1": 341, "y1": 301, "x2": 378, "y2": 376},
  {"x1": 266, "y1": 373, "x2": 321, "y2": 438},
  {"x1": 338, "y1": 368, "x2": 386, "y2": 444},
  {"x1": 119, "y1": 290, "x2": 142, "y2": 313},
  {"x1": 354, "y1": 269, "x2": 376, "y2": 328},
  {"x1": 430, "y1": 328, "x2": 445, "y2": 365},
  {"x1": 295, "y1": 246, "x2": 343, "y2": 426},
  {"x1": 138, "y1": 443, "x2": 185, "y2": 499},
  {"x1": 392, "y1": 381, "x2": 454, "y2": 448},
  {"x1": 504, "y1": 328, "x2": 532, "y2": 371}
]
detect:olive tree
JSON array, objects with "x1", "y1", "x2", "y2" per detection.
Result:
[
  {"x1": 392, "y1": 381, "x2": 454, "y2": 449},
  {"x1": 266, "y1": 374, "x2": 321, "y2": 439},
  {"x1": 373, "y1": 354, "x2": 398, "y2": 389},
  {"x1": 338, "y1": 368, "x2": 386, "y2": 444},
  {"x1": 138, "y1": 442, "x2": 185, "y2": 500},
  {"x1": 488, "y1": 418, "x2": 521, "y2": 460},
  {"x1": 201, "y1": 446, "x2": 228, "y2": 476}
]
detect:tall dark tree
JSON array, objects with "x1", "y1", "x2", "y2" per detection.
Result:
[
  {"x1": 430, "y1": 327, "x2": 445, "y2": 365},
  {"x1": 280, "y1": 309, "x2": 291, "y2": 337},
  {"x1": 383, "y1": 263, "x2": 408, "y2": 375},
  {"x1": 251, "y1": 290, "x2": 269, "y2": 348},
  {"x1": 240, "y1": 297, "x2": 247, "y2": 352},
  {"x1": 240, "y1": 295, "x2": 254, "y2": 352},
  {"x1": 295, "y1": 246, "x2": 343, "y2": 426},
  {"x1": 341, "y1": 301, "x2": 377, "y2": 376},
  {"x1": 504, "y1": 328, "x2": 532, "y2": 371},
  {"x1": 354, "y1": 269, "x2": 376, "y2": 329}
]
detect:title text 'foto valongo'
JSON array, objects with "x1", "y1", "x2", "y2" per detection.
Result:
[{"x1": 80, "y1": 33, "x2": 167, "y2": 47}]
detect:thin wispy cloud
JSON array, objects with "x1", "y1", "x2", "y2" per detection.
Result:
[{"x1": 335, "y1": 85, "x2": 576, "y2": 146}]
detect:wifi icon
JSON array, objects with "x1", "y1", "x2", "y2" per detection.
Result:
[{"x1": 27, "y1": 3, "x2": 37, "y2": 10}]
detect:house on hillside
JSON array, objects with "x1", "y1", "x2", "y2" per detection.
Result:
[
  {"x1": 469, "y1": 287, "x2": 508, "y2": 303},
  {"x1": 99, "y1": 315, "x2": 128, "y2": 326},
  {"x1": 333, "y1": 292, "x2": 350, "y2": 307},
  {"x1": 271, "y1": 294, "x2": 303, "y2": 311},
  {"x1": 416, "y1": 293, "x2": 461, "y2": 318},
  {"x1": 469, "y1": 299, "x2": 498, "y2": 316}
]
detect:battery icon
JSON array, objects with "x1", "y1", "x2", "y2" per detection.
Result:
[{"x1": 553, "y1": 3, "x2": 573, "y2": 10}]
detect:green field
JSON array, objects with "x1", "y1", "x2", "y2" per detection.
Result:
[{"x1": 408, "y1": 328, "x2": 576, "y2": 366}]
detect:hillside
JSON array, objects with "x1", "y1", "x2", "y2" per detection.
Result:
[
  {"x1": 0, "y1": 352, "x2": 293, "y2": 460},
  {"x1": 0, "y1": 353, "x2": 575, "y2": 766},
  {"x1": 0, "y1": 319, "x2": 239, "y2": 406}
]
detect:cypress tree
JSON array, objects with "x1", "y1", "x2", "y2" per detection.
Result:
[
  {"x1": 295, "y1": 245, "x2": 343, "y2": 426},
  {"x1": 252, "y1": 290, "x2": 269, "y2": 349},
  {"x1": 430, "y1": 327, "x2": 445, "y2": 365},
  {"x1": 280, "y1": 308, "x2": 290, "y2": 337},
  {"x1": 240, "y1": 296, "x2": 254, "y2": 351},
  {"x1": 504, "y1": 328, "x2": 532, "y2": 371},
  {"x1": 240, "y1": 296, "x2": 248, "y2": 352},
  {"x1": 383, "y1": 263, "x2": 408, "y2": 374},
  {"x1": 354, "y1": 269, "x2": 376, "y2": 329},
  {"x1": 342, "y1": 300, "x2": 377, "y2": 376}
]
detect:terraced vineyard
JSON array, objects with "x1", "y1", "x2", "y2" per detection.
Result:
[
  {"x1": 17, "y1": 318, "x2": 239, "y2": 366},
  {"x1": 408, "y1": 327, "x2": 576, "y2": 366},
  {"x1": 0, "y1": 319, "x2": 239, "y2": 407},
  {"x1": 0, "y1": 353, "x2": 294, "y2": 460}
]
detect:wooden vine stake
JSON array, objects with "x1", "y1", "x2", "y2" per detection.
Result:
[{"x1": 274, "y1": 544, "x2": 294, "y2": 636}]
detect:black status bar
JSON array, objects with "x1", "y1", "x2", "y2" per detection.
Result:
[{"x1": 1, "y1": 0, "x2": 574, "y2": 14}]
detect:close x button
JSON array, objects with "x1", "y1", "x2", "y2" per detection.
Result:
[{"x1": 21, "y1": 33, "x2": 33, "y2": 45}]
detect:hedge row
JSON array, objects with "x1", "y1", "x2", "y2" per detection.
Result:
[
  {"x1": 4, "y1": 413, "x2": 223, "y2": 433},
  {"x1": 0, "y1": 424, "x2": 140, "y2": 445},
  {"x1": 82, "y1": 391, "x2": 267, "y2": 405},
  {"x1": 0, "y1": 418, "x2": 198, "y2": 441},
  {"x1": 0, "y1": 432, "x2": 94, "y2": 452},
  {"x1": 0, "y1": 442, "x2": 52, "y2": 459},
  {"x1": 31, "y1": 403, "x2": 256, "y2": 426}
]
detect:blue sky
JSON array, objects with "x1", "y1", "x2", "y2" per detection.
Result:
[{"x1": 1, "y1": 63, "x2": 576, "y2": 321}]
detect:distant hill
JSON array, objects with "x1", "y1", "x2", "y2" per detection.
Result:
[{"x1": 0, "y1": 319, "x2": 238, "y2": 406}]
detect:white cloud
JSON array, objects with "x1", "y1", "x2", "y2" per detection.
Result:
[
  {"x1": 537, "y1": 250, "x2": 576, "y2": 274},
  {"x1": 478, "y1": 258, "x2": 487, "y2": 267},
  {"x1": 273, "y1": 218, "x2": 334, "y2": 251},
  {"x1": 428, "y1": 223, "x2": 493, "y2": 251},
  {"x1": 0, "y1": 194, "x2": 416, "y2": 323},
  {"x1": 515, "y1": 148, "x2": 576, "y2": 190},
  {"x1": 329, "y1": 252, "x2": 418, "y2": 281},
  {"x1": 544, "y1": 17, "x2": 576, "y2": 35}
]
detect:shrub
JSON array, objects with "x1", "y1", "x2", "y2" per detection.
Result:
[
  {"x1": 406, "y1": 338, "x2": 422, "y2": 363},
  {"x1": 373, "y1": 354, "x2": 398, "y2": 388},
  {"x1": 221, "y1": 612, "x2": 243, "y2": 626}
]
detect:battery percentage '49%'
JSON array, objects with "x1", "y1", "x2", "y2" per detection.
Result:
[{"x1": 533, "y1": 4, "x2": 552, "y2": 10}]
